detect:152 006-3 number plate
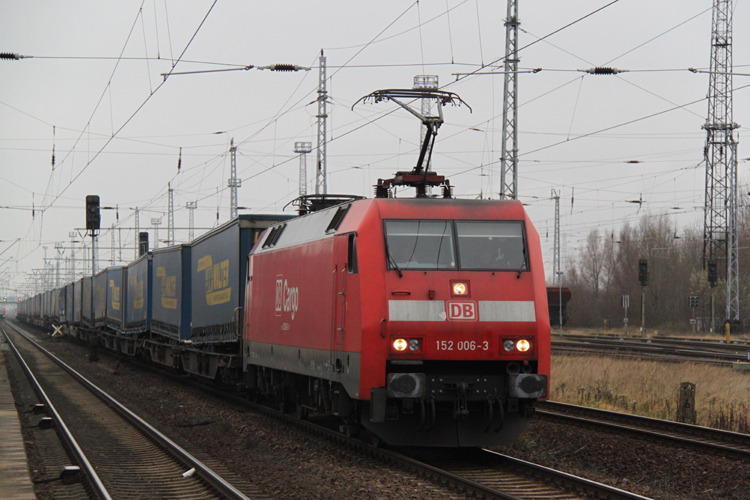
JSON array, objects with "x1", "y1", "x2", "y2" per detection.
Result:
[{"x1": 436, "y1": 340, "x2": 489, "y2": 351}]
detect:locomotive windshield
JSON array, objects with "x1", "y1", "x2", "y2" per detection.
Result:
[
  {"x1": 384, "y1": 220, "x2": 457, "y2": 270},
  {"x1": 455, "y1": 221, "x2": 527, "y2": 271},
  {"x1": 384, "y1": 219, "x2": 527, "y2": 271}
]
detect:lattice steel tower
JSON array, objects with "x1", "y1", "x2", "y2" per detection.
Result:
[
  {"x1": 316, "y1": 50, "x2": 328, "y2": 195},
  {"x1": 500, "y1": 0, "x2": 519, "y2": 200},
  {"x1": 168, "y1": 183, "x2": 175, "y2": 246},
  {"x1": 228, "y1": 138, "x2": 241, "y2": 219},
  {"x1": 703, "y1": 0, "x2": 739, "y2": 323},
  {"x1": 552, "y1": 190, "x2": 561, "y2": 287}
]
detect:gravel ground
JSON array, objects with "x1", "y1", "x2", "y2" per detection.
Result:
[
  {"x1": 9, "y1": 320, "x2": 750, "y2": 500},
  {"x1": 497, "y1": 410, "x2": 750, "y2": 500}
]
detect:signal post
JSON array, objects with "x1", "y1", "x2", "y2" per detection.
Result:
[{"x1": 638, "y1": 259, "x2": 648, "y2": 337}]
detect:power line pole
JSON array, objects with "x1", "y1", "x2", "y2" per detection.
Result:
[
  {"x1": 552, "y1": 189, "x2": 562, "y2": 334},
  {"x1": 294, "y1": 142, "x2": 312, "y2": 196},
  {"x1": 316, "y1": 50, "x2": 328, "y2": 195},
  {"x1": 702, "y1": 0, "x2": 739, "y2": 326},
  {"x1": 69, "y1": 232, "x2": 77, "y2": 281},
  {"x1": 228, "y1": 139, "x2": 240, "y2": 219},
  {"x1": 168, "y1": 183, "x2": 175, "y2": 246},
  {"x1": 552, "y1": 190, "x2": 561, "y2": 286},
  {"x1": 151, "y1": 218, "x2": 161, "y2": 250},
  {"x1": 186, "y1": 201, "x2": 197, "y2": 242},
  {"x1": 110, "y1": 224, "x2": 116, "y2": 265},
  {"x1": 55, "y1": 242, "x2": 63, "y2": 287},
  {"x1": 134, "y1": 207, "x2": 139, "y2": 260},
  {"x1": 500, "y1": 0, "x2": 519, "y2": 200}
]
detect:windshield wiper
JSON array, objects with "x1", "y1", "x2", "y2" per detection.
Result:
[
  {"x1": 385, "y1": 243, "x2": 403, "y2": 278},
  {"x1": 517, "y1": 246, "x2": 527, "y2": 279}
]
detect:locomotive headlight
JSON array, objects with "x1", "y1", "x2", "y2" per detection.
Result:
[
  {"x1": 503, "y1": 339, "x2": 515, "y2": 352},
  {"x1": 452, "y1": 282, "x2": 468, "y2": 296},
  {"x1": 393, "y1": 338, "x2": 408, "y2": 351},
  {"x1": 408, "y1": 339, "x2": 420, "y2": 351},
  {"x1": 516, "y1": 339, "x2": 531, "y2": 352}
]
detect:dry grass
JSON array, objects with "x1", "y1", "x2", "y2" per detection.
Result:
[{"x1": 551, "y1": 354, "x2": 750, "y2": 433}]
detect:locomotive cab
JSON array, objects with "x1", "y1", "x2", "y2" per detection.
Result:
[{"x1": 359, "y1": 200, "x2": 550, "y2": 446}]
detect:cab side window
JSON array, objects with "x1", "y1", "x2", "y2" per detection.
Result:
[{"x1": 348, "y1": 234, "x2": 358, "y2": 274}]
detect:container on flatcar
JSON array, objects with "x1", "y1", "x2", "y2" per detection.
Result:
[
  {"x1": 190, "y1": 214, "x2": 292, "y2": 344},
  {"x1": 106, "y1": 267, "x2": 125, "y2": 332},
  {"x1": 33, "y1": 294, "x2": 41, "y2": 318},
  {"x1": 56, "y1": 286, "x2": 66, "y2": 322},
  {"x1": 42, "y1": 290, "x2": 51, "y2": 319},
  {"x1": 73, "y1": 278, "x2": 83, "y2": 324},
  {"x1": 81, "y1": 276, "x2": 93, "y2": 327},
  {"x1": 93, "y1": 271, "x2": 107, "y2": 328},
  {"x1": 152, "y1": 245, "x2": 191, "y2": 340},
  {"x1": 65, "y1": 283, "x2": 75, "y2": 323},
  {"x1": 124, "y1": 253, "x2": 152, "y2": 334}
]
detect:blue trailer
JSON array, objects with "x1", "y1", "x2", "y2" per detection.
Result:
[
  {"x1": 152, "y1": 245, "x2": 192, "y2": 341},
  {"x1": 189, "y1": 214, "x2": 292, "y2": 344},
  {"x1": 106, "y1": 267, "x2": 125, "y2": 332},
  {"x1": 124, "y1": 253, "x2": 152, "y2": 335}
]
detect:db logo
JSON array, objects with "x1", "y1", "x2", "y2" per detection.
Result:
[{"x1": 447, "y1": 301, "x2": 477, "y2": 321}]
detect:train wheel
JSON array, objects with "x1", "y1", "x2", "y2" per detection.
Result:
[{"x1": 295, "y1": 405, "x2": 307, "y2": 420}]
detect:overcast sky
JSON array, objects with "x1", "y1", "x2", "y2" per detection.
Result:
[{"x1": 1, "y1": 0, "x2": 748, "y2": 297}]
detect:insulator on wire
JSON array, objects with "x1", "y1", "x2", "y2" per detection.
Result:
[
  {"x1": 579, "y1": 67, "x2": 626, "y2": 75},
  {"x1": 177, "y1": 147, "x2": 182, "y2": 173},
  {"x1": 0, "y1": 52, "x2": 22, "y2": 60},
  {"x1": 257, "y1": 64, "x2": 311, "y2": 72}
]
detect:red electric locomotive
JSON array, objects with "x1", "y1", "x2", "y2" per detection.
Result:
[
  {"x1": 243, "y1": 87, "x2": 549, "y2": 447},
  {"x1": 244, "y1": 196, "x2": 550, "y2": 446}
]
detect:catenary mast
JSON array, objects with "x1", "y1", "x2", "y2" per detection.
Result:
[
  {"x1": 316, "y1": 50, "x2": 328, "y2": 195},
  {"x1": 702, "y1": 0, "x2": 739, "y2": 325},
  {"x1": 499, "y1": 0, "x2": 519, "y2": 200}
]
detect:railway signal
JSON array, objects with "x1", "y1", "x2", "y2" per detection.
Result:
[
  {"x1": 638, "y1": 259, "x2": 647, "y2": 336},
  {"x1": 689, "y1": 295, "x2": 699, "y2": 334},
  {"x1": 85, "y1": 195, "x2": 100, "y2": 231},
  {"x1": 638, "y1": 259, "x2": 648, "y2": 286},
  {"x1": 707, "y1": 260, "x2": 717, "y2": 286}
]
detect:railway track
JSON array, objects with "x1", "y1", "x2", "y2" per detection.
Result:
[
  {"x1": 538, "y1": 401, "x2": 750, "y2": 457},
  {"x1": 6, "y1": 319, "x2": 655, "y2": 500},
  {"x1": 1, "y1": 321, "x2": 261, "y2": 500},
  {"x1": 224, "y1": 394, "x2": 654, "y2": 500},
  {"x1": 552, "y1": 333, "x2": 750, "y2": 364}
]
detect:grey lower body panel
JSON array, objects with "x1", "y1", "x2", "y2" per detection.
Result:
[{"x1": 245, "y1": 342, "x2": 362, "y2": 399}]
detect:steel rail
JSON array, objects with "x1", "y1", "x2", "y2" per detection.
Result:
[
  {"x1": 3, "y1": 321, "x2": 253, "y2": 500},
  {"x1": 1, "y1": 323, "x2": 113, "y2": 500},
  {"x1": 480, "y1": 449, "x2": 654, "y2": 500},
  {"x1": 538, "y1": 401, "x2": 750, "y2": 457},
  {"x1": 551, "y1": 341, "x2": 737, "y2": 365}
]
